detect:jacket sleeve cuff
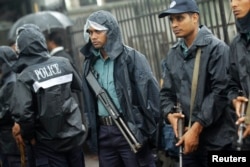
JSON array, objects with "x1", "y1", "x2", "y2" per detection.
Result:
[{"x1": 163, "y1": 107, "x2": 176, "y2": 124}]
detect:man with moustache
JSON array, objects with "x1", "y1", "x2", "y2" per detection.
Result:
[{"x1": 159, "y1": 0, "x2": 236, "y2": 166}]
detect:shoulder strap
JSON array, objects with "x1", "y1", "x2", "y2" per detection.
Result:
[{"x1": 188, "y1": 48, "x2": 201, "y2": 128}]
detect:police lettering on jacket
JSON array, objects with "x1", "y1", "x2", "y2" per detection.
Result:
[{"x1": 34, "y1": 63, "x2": 62, "y2": 80}]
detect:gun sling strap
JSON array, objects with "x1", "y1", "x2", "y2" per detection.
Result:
[{"x1": 189, "y1": 48, "x2": 201, "y2": 128}]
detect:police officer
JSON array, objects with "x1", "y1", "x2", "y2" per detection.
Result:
[
  {"x1": 159, "y1": 0, "x2": 236, "y2": 166},
  {"x1": 0, "y1": 46, "x2": 24, "y2": 167},
  {"x1": 81, "y1": 10, "x2": 160, "y2": 167},
  {"x1": 227, "y1": 0, "x2": 250, "y2": 148},
  {"x1": 11, "y1": 24, "x2": 87, "y2": 167}
]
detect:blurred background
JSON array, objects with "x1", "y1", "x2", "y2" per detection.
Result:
[{"x1": 0, "y1": 0, "x2": 236, "y2": 81}]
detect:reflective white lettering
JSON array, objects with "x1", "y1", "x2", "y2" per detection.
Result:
[{"x1": 34, "y1": 63, "x2": 62, "y2": 80}]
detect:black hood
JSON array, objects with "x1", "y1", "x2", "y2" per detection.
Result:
[
  {"x1": 14, "y1": 24, "x2": 49, "y2": 73},
  {"x1": 0, "y1": 46, "x2": 17, "y2": 85},
  {"x1": 81, "y1": 10, "x2": 124, "y2": 60}
]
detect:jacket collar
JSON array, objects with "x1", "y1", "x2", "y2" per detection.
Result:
[{"x1": 172, "y1": 25, "x2": 213, "y2": 49}]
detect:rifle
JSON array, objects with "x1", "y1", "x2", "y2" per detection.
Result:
[
  {"x1": 86, "y1": 70, "x2": 142, "y2": 153},
  {"x1": 236, "y1": 92, "x2": 246, "y2": 151},
  {"x1": 176, "y1": 102, "x2": 184, "y2": 167}
]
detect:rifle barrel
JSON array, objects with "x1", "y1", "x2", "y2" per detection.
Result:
[
  {"x1": 236, "y1": 101, "x2": 246, "y2": 151},
  {"x1": 177, "y1": 102, "x2": 184, "y2": 167}
]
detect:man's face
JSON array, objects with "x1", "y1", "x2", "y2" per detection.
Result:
[
  {"x1": 87, "y1": 27, "x2": 107, "y2": 49},
  {"x1": 231, "y1": 0, "x2": 250, "y2": 19},
  {"x1": 46, "y1": 40, "x2": 53, "y2": 52},
  {"x1": 169, "y1": 13, "x2": 199, "y2": 39}
]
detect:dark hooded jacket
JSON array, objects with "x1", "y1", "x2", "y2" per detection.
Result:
[
  {"x1": 160, "y1": 25, "x2": 236, "y2": 150},
  {"x1": 80, "y1": 10, "x2": 160, "y2": 152},
  {"x1": 0, "y1": 46, "x2": 20, "y2": 155},
  {"x1": 228, "y1": 11, "x2": 250, "y2": 101},
  {"x1": 227, "y1": 12, "x2": 250, "y2": 147},
  {"x1": 11, "y1": 24, "x2": 87, "y2": 152}
]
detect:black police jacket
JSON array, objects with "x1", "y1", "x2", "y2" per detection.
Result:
[{"x1": 11, "y1": 24, "x2": 87, "y2": 152}]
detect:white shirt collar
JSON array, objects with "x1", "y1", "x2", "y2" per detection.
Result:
[{"x1": 50, "y1": 46, "x2": 64, "y2": 56}]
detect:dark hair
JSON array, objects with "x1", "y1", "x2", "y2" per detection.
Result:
[
  {"x1": 8, "y1": 40, "x2": 15, "y2": 47},
  {"x1": 47, "y1": 31, "x2": 64, "y2": 46}
]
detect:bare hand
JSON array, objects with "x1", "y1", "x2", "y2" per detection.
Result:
[
  {"x1": 12, "y1": 122, "x2": 21, "y2": 137},
  {"x1": 232, "y1": 96, "x2": 248, "y2": 117},
  {"x1": 167, "y1": 112, "x2": 185, "y2": 137},
  {"x1": 243, "y1": 124, "x2": 250, "y2": 138},
  {"x1": 235, "y1": 116, "x2": 250, "y2": 138},
  {"x1": 236, "y1": 116, "x2": 245, "y2": 125},
  {"x1": 176, "y1": 122, "x2": 203, "y2": 154}
]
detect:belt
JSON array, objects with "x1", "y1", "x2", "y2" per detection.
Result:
[{"x1": 99, "y1": 116, "x2": 115, "y2": 126}]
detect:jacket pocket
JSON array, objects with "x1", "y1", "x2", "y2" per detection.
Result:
[{"x1": 127, "y1": 106, "x2": 156, "y2": 143}]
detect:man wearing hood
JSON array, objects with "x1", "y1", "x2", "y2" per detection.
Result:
[
  {"x1": 81, "y1": 10, "x2": 160, "y2": 167},
  {"x1": 227, "y1": 0, "x2": 250, "y2": 149},
  {"x1": 159, "y1": 0, "x2": 236, "y2": 166},
  {"x1": 0, "y1": 46, "x2": 23, "y2": 167},
  {"x1": 11, "y1": 24, "x2": 87, "y2": 167}
]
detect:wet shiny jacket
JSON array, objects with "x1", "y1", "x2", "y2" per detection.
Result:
[
  {"x1": 0, "y1": 46, "x2": 19, "y2": 155},
  {"x1": 11, "y1": 24, "x2": 87, "y2": 152},
  {"x1": 227, "y1": 32, "x2": 250, "y2": 100},
  {"x1": 160, "y1": 25, "x2": 236, "y2": 150},
  {"x1": 80, "y1": 10, "x2": 160, "y2": 152}
]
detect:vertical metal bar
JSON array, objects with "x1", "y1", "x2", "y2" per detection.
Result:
[
  {"x1": 212, "y1": 0, "x2": 221, "y2": 38},
  {"x1": 147, "y1": 0, "x2": 161, "y2": 79},
  {"x1": 207, "y1": 0, "x2": 214, "y2": 31},
  {"x1": 218, "y1": 0, "x2": 229, "y2": 44},
  {"x1": 135, "y1": 0, "x2": 142, "y2": 51},
  {"x1": 158, "y1": 0, "x2": 168, "y2": 60},
  {"x1": 125, "y1": 2, "x2": 135, "y2": 48},
  {"x1": 166, "y1": 0, "x2": 175, "y2": 46},
  {"x1": 200, "y1": 0, "x2": 208, "y2": 28},
  {"x1": 140, "y1": 0, "x2": 149, "y2": 58}
]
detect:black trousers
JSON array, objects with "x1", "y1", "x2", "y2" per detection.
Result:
[
  {"x1": 98, "y1": 125, "x2": 156, "y2": 167},
  {"x1": 31, "y1": 143, "x2": 85, "y2": 167},
  {"x1": 182, "y1": 144, "x2": 234, "y2": 167}
]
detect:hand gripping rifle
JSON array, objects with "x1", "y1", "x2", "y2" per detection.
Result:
[
  {"x1": 86, "y1": 70, "x2": 142, "y2": 153},
  {"x1": 236, "y1": 91, "x2": 246, "y2": 151},
  {"x1": 176, "y1": 102, "x2": 184, "y2": 167}
]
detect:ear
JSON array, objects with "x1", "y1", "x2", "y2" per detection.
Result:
[{"x1": 192, "y1": 13, "x2": 199, "y2": 24}]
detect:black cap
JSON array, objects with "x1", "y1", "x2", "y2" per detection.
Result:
[{"x1": 159, "y1": 0, "x2": 199, "y2": 18}]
